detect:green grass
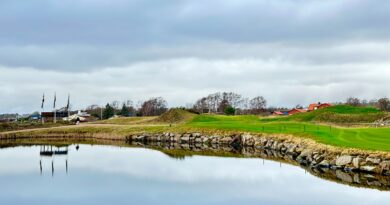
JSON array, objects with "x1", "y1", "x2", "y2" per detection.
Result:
[
  {"x1": 261, "y1": 105, "x2": 387, "y2": 123},
  {"x1": 187, "y1": 114, "x2": 390, "y2": 151}
]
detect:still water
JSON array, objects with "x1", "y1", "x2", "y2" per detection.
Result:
[{"x1": 0, "y1": 144, "x2": 389, "y2": 205}]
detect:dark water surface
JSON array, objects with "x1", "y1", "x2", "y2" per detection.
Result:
[{"x1": 0, "y1": 144, "x2": 389, "y2": 205}]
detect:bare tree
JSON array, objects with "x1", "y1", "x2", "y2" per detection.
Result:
[
  {"x1": 378, "y1": 98, "x2": 390, "y2": 111},
  {"x1": 111, "y1": 100, "x2": 121, "y2": 110},
  {"x1": 218, "y1": 99, "x2": 230, "y2": 113},
  {"x1": 249, "y1": 96, "x2": 267, "y2": 114},
  {"x1": 222, "y1": 92, "x2": 242, "y2": 108},
  {"x1": 85, "y1": 104, "x2": 102, "y2": 118},
  {"x1": 125, "y1": 100, "x2": 133, "y2": 107},
  {"x1": 140, "y1": 97, "x2": 168, "y2": 116},
  {"x1": 346, "y1": 97, "x2": 361, "y2": 107},
  {"x1": 193, "y1": 92, "x2": 244, "y2": 113},
  {"x1": 86, "y1": 104, "x2": 99, "y2": 110}
]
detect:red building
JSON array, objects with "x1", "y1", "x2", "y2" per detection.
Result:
[
  {"x1": 288, "y1": 108, "x2": 307, "y2": 115},
  {"x1": 273, "y1": 111, "x2": 285, "y2": 115},
  {"x1": 308, "y1": 102, "x2": 332, "y2": 111}
]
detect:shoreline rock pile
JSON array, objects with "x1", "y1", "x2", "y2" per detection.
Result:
[{"x1": 127, "y1": 132, "x2": 390, "y2": 176}]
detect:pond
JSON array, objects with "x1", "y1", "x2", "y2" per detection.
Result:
[{"x1": 0, "y1": 144, "x2": 389, "y2": 205}]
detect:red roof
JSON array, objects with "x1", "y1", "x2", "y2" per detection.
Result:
[
  {"x1": 308, "y1": 104, "x2": 319, "y2": 111},
  {"x1": 308, "y1": 103, "x2": 332, "y2": 111},
  {"x1": 318, "y1": 103, "x2": 332, "y2": 108},
  {"x1": 288, "y1": 108, "x2": 307, "y2": 115},
  {"x1": 273, "y1": 111, "x2": 284, "y2": 115}
]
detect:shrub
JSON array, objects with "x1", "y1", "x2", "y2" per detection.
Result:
[{"x1": 224, "y1": 106, "x2": 236, "y2": 115}]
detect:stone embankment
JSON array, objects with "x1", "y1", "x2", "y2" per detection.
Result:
[{"x1": 126, "y1": 132, "x2": 390, "y2": 176}]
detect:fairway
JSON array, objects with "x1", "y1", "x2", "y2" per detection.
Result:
[{"x1": 187, "y1": 115, "x2": 390, "y2": 151}]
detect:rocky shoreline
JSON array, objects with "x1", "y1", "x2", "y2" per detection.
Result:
[{"x1": 126, "y1": 132, "x2": 390, "y2": 176}]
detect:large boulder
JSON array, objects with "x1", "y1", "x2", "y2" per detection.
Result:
[
  {"x1": 352, "y1": 157, "x2": 363, "y2": 168},
  {"x1": 360, "y1": 165, "x2": 378, "y2": 173},
  {"x1": 336, "y1": 156, "x2": 353, "y2": 166},
  {"x1": 202, "y1": 136, "x2": 210, "y2": 144},
  {"x1": 172, "y1": 134, "x2": 182, "y2": 142},
  {"x1": 242, "y1": 134, "x2": 255, "y2": 146},
  {"x1": 366, "y1": 157, "x2": 381, "y2": 165},
  {"x1": 180, "y1": 134, "x2": 191, "y2": 143},
  {"x1": 194, "y1": 137, "x2": 203, "y2": 143},
  {"x1": 318, "y1": 160, "x2": 331, "y2": 168},
  {"x1": 220, "y1": 136, "x2": 233, "y2": 144},
  {"x1": 379, "y1": 161, "x2": 390, "y2": 173},
  {"x1": 296, "y1": 149, "x2": 313, "y2": 163}
]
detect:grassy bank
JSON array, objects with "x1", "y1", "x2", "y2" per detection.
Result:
[
  {"x1": 261, "y1": 105, "x2": 388, "y2": 124},
  {"x1": 186, "y1": 114, "x2": 390, "y2": 151},
  {"x1": 0, "y1": 121, "x2": 72, "y2": 132},
  {"x1": 3, "y1": 107, "x2": 390, "y2": 152},
  {"x1": 95, "y1": 116, "x2": 157, "y2": 125}
]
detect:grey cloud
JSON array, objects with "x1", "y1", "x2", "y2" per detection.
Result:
[
  {"x1": 2, "y1": 0, "x2": 390, "y2": 45},
  {"x1": 1, "y1": 41, "x2": 390, "y2": 71},
  {"x1": 0, "y1": 0, "x2": 389, "y2": 113},
  {"x1": 1, "y1": 58, "x2": 389, "y2": 113}
]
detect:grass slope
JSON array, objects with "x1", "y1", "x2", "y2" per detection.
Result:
[
  {"x1": 0, "y1": 121, "x2": 71, "y2": 132},
  {"x1": 187, "y1": 114, "x2": 390, "y2": 151},
  {"x1": 262, "y1": 105, "x2": 387, "y2": 123},
  {"x1": 154, "y1": 109, "x2": 196, "y2": 124},
  {"x1": 96, "y1": 116, "x2": 157, "y2": 125}
]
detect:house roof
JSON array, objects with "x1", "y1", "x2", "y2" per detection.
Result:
[
  {"x1": 308, "y1": 103, "x2": 319, "y2": 111},
  {"x1": 273, "y1": 111, "x2": 284, "y2": 115},
  {"x1": 288, "y1": 108, "x2": 307, "y2": 113},
  {"x1": 308, "y1": 103, "x2": 332, "y2": 111}
]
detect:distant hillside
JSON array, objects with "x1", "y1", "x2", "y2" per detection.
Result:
[
  {"x1": 154, "y1": 109, "x2": 196, "y2": 124},
  {"x1": 263, "y1": 105, "x2": 388, "y2": 123}
]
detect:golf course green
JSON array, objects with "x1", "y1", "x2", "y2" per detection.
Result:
[{"x1": 186, "y1": 106, "x2": 390, "y2": 151}]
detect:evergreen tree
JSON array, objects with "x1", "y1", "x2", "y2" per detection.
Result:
[
  {"x1": 120, "y1": 103, "x2": 130, "y2": 116},
  {"x1": 224, "y1": 106, "x2": 236, "y2": 115},
  {"x1": 103, "y1": 103, "x2": 115, "y2": 119}
]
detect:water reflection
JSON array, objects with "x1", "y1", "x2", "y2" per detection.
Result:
[
  {"x1": 0, "y1": 144, "x2": 390, "y2": 205},
  {"x1": 39, "y1": 145, "x2": 70, "y2": 176}
]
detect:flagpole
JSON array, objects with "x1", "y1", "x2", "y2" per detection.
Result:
[
  {"x1": 41, "y1": 93, "x2": 45, "y2": 124},
  {"x1": 53, "y1": 92, "x2": 57, "y2": 124},
  {"x1": 67, "y1": 94, "x2": 70, "y2": 119}
]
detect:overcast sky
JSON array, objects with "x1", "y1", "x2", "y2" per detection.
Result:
[{"x1": 1, "y1": 0, "x2": 390, "y2": 113}]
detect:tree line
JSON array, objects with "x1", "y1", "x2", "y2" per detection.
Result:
[
  {"x1": 192, "y1": 92, "x2": 267, "y2": 115},
  {"x1": 345, "y1": 97, "x2": 390, "y2": 111},
  {"x1": 84, "y1": 93, "x2": 390, "y2": 120},
  {"x1": 85, "y1": 97, "x2": 168, "y2": 119}
]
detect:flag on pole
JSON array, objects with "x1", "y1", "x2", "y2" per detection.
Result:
[
  {"x1": 41, "y1": 93, "x2": 45, "y2": 109},
  {"x1": 66, "y1": 94, "x2": 70, "y2": 110},
  {"x1": 53, "y1": 92, "x2": 56, "y2": 109}
]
